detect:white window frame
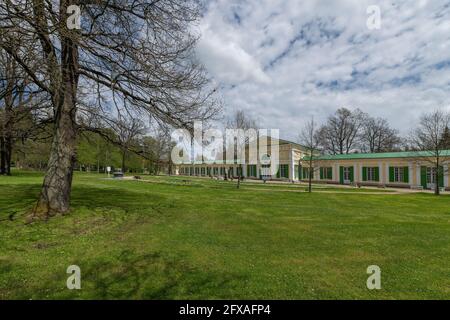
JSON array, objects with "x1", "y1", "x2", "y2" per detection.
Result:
[
  {"x1": 324, "y1": 167, "x2": 332, "y2": 180},
  {"x1": 427, "y1": 167, "x2": 436, "y2": 184},
  {"x1": 367, "y1": 167, "x2": 376, "y2": 181},
  {"x1": 279, "y1": 164, "x2": 289, "y2": 178},
  {"x1": 394, "y1": 167, "x2": 404, "y2": 182},
  {"x1": 343, "y1": 167, "x2": 351, "y2": 181}
]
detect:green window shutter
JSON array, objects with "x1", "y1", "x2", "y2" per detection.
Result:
[
  {"x1": 420, "y1": 166, "x2": 427, "y2": 188},
  {"x1": 439, "y1": 166, "x2": 444, "y2": 187},
  {"x1": 403, "y1": 167, "x2": 409, "y2": 183},
  {"x1": 389, "y1": 167, "x2": 394, "y2": 182},
  {"x1": 362, "y1": 167, "x2": 367, "y2": 181},
  {"x1": 320, "y1": 168, "x2": 324, "y2": 180},
  {"x1": 374, "y1": 167, "x2": 379, "y2": 181},
  {"x1": 328, "y1": 167, "x2": 333, "y2": 180},
  {"x1": 349, "y1": 166, "x2": 354, "y2": 182},
  {"x1": 339, "y1": 166, "x2": 344, "y2": 184}
]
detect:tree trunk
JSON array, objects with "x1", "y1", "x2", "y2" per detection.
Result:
[
  {"x1": 237, "y1": 164, "x2": 242, "y2": 189},
  {"x1": 308, "y1": 157, "x2": 313, "y2": 193},
  {"x1": 435, "y1": 162, "x2": 440, "y2": 196},
  {"x1": 33, "y1": 107, "x2": 77, "y2": 218},
  {"x1": 34, "y1": 60, "x2": 78, "y2": 217},
  {"x1": 2, "y1": 65, "x2": 13, "y2": 176},
  {"x1": 121, "y1": 148, "x2": 126, "y2": 173},
  {"x1": 31, "y1": 17, "x2": 79, "y2": 219},
  {"x1": 4, "y1": 135, "x2": 12, "y2": 175},
  {"x1": 0, "y1": 136, "x2": 5, "y2": 175}
]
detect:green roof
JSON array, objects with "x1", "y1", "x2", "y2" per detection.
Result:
[{"x1": 314, "y1": 150, "x2": 450, "y2": 161}]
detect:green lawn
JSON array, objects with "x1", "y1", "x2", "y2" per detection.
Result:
[{"x1": 0, "y1": 171, "x2": 449, "y2": 299}]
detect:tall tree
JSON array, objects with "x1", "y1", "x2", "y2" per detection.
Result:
[
  {"x1": 410, "y1": 109, "x2": 450, "y2": 196},
  {"x1": 1, "y1": 0, "x2": 218, "y2": 219},
  {"x1": 440, "y1": 126, "x2": 450, "y2": 150},
  {"x1": 360, "y1": 117, "x2": 401, "y2": 153},
  {"x1": 0, "y1": 45, "x2": 46, "y2": 175},
  {"x1": 226, "y1": 110, "x2": 257, "y2": 189},
  {"x1": 299, "y1": 117, "x2": 320, "y2": 193},
  {"x1": 317, "y1": 108, "x2": 366, "y2": 155},
  {"x1": 113, "y1": 116, "x2": 147, "y2": 173}
]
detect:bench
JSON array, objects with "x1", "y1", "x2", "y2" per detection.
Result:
[{"x1": 113, "y1": 172, "x2": 124, "y2": 178}]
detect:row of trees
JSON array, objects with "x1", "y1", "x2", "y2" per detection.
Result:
[
  {"x1": 316, "y1": 108, "x2": 401, "y2": 155},
  {"x1": 1, "y1": 0, "x2": 219, "y2": 219}
]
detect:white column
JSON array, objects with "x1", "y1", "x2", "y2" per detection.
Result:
[
  {"x1": 256, "y1": 163, "x2": 260, "y2": 179},
  {"x1": 378, "y1": 162, "x2": 382, "y2": 184},
  {"x1": 359, "y1": 164, "x2": 363, "y2": 183},
  {"x1": 242, "y1": 164, "x2": 247, "y2": 177},
  {"x1": 385, "y1": 162, "x2": 390, "y2": 183},
  {"x1": 416, "y1": 164, "x2": 421, "y2": 187},
  {"x1": 444, "y1": 164, "x2": 449, "y2": 188},
  {"x1": 289, "y1": 150, "x2": 295, "y2": 181},
  {"x1": 353, "y1": 164, "x2": 357, "y2": 183},
  {"x1": 408, "y1": 162, "x2": 413, "y2": 187},
  {"x1": 334, "y1": 164, "x2": 339, "y2": 182}
]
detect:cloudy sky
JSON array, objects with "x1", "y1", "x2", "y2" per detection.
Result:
[{"x1": 195, "y1": 0, "x2": 450, "y2": 141}]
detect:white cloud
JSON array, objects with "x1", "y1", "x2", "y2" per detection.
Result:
[
  {"x1": 197, "y1": 0, "x2": 450, "y2": 140},
  {"x1": 196, "y1": 22, "x2": 271, "y2": 84}
]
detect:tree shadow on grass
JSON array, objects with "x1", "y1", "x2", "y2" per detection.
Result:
[
  {"x1": 59, "y1": 249, "x2": 247, "y2": 299},
  {"x1": 70, "y1": 185, "x2": 176, "y2": 216},
  {"x1": 1, "y1": 183, "x2": 177, "y2": 223}
]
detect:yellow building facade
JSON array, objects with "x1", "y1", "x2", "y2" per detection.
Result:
[{"x1": 176, "y1": 138, "x2": 450, "y2": 191}]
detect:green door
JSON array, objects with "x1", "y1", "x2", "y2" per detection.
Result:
[
  {"x1": 403, "y1": 167, "x2": 409, "y2": 183},
  {"x1": 420, "y1": 166, "x2": 427, "y2": 189},
  {"x1": 439, "y1": 166, "x2": 444, "y2": 188}
]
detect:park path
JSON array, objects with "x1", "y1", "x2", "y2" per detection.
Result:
[{"x1": 120, "y1": 177, "x2": 432, "y2": 195}]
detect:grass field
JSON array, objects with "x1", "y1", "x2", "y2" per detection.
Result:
[{"x1": 0, "y1": 171, "x2": 449, "y2": 299}]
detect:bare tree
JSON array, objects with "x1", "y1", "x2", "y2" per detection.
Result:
[
  {"x1": 440, "y1": 126, "x2": 450, "y2": 149},
  {"x1": 226, "y1": 110, "x2": 257, "y2": 189},
  {"x1": 410, "y1": 109, "x2": 450, "y2": 195},
  {"x1": 360, "y1": 117, "x2": 401, "y2": 153},
  {"x1": 141, "y1": 124, "x2": 173, "y2": 175},
  {"x1": 317, "y1": 108, "x2": 366, "y2": 155},
  {"x1": 0, "y1": 45, "x2": 49, "y2": 175},
  {"x1": 111, "y1": 116, "x2": 147, "y2": 173},
  {"x1": 0, "y1": 48, "x2": 16, "y2": 175},
  {"x1": 1, "y1": 1, "x2": 219, "y2": 219},
  {"x1": 299, "y1": 117, "x2": 320, "y2": 193}
]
